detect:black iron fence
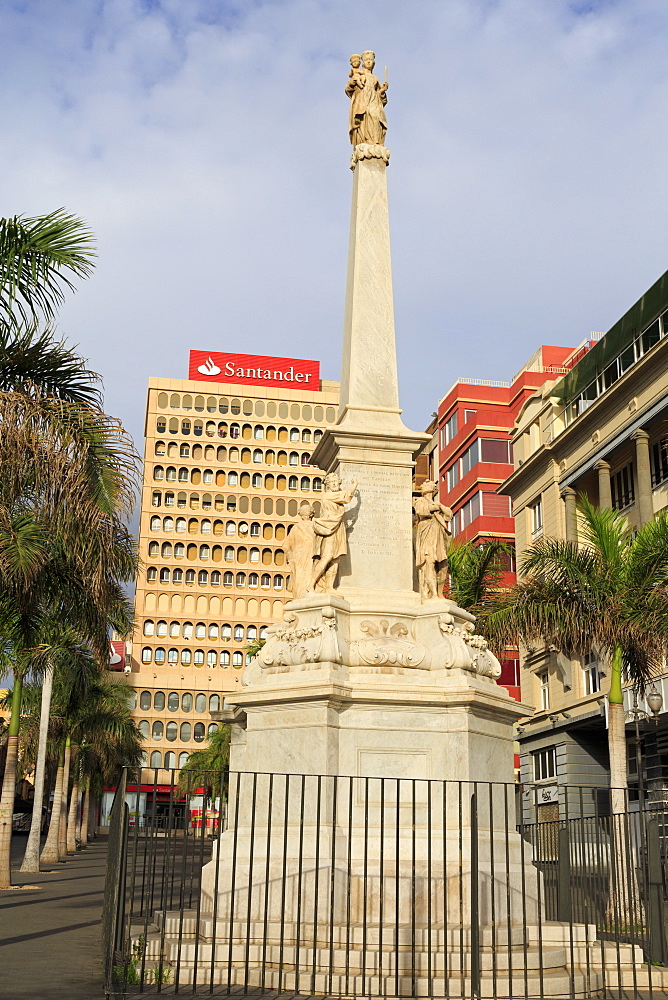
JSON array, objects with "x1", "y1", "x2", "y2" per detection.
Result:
[{"x1": 103, "y1": 769, "x2": 668, "y2": 998}]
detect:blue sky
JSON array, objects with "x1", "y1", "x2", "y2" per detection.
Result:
[{"x1": 2, "y1": 0, "x2": 668, "y2": 453}]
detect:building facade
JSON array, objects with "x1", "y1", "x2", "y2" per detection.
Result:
[
  {"x1": 500, "y1": 270, "x2": 668, "y2": 818},
  {"x1": 128, "y1": 352, "x2": 339, "y2": 802},
  {"x1": 436, "y1": 345, "x2": 588, "y2": 701}
]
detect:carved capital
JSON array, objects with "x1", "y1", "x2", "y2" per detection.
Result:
[{"x1": 350, "y1": 143, "x2": 391, "y2": 169}]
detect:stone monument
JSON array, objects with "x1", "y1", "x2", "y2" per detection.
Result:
[{"x1": 146, "y1": 56, "x2": 620, "y2": 996}]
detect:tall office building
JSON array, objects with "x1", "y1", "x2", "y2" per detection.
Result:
[{"x1": 129, "y1": 350, "x2": 339, "y2": 807}]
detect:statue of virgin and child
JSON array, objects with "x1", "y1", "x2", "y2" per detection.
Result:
[{"x1": 345, "y1": 50, "x2": 388, "y2": 147}]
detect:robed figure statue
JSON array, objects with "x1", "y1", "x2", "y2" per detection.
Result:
[
  {"x1": 311, "y1": 473, "x2": 358, "y2": 592},
  {"x1": 413, "y1": 481, "x2": 453, "y2": 601},
  {"x1": 346, "y1": 50, "x2": 388, "y2": 146}
]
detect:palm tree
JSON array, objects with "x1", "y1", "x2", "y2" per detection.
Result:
[
  {"x1": 178, "y1": 726, "x2": 231, "y2": 807},
  {"x1": 446, "y1": 537, "x2": 512, "y2": 624},
  {"x1": 0, "y1": 210, "x2": 139, "y2": 887},
  {"x1": 487, "y1": 500, "x2": 668, "y2": 809}
]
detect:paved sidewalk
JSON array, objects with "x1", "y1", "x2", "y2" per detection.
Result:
[{"x1": 0, "y1": 836, "x2": 107, "y2": 999}]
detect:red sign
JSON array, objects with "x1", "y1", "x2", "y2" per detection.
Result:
[{"x1": 188, "y1": 351, "x2": 320, "y2": 391}]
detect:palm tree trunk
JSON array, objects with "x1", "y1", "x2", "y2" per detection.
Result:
[
  {"x1": 41, "y1": 745, "x2": 64, "y2": 864},
  {"x1": 0, "y1": 679, "x2": 23, "y2": 888},
  {"x1": 79, "y1": 785, "x2": 89, "y2": 845},
  {"x1": 89, "y1": 792, "x2": 98, "y2": 838},
  {"x1": 607, "y1": 644, "x2": 643, "y2": 926},
  {"x1": 20, "y1": 664, "x2": 54, "y2": 873},
  {"x1": 57, "y1": 736, "x2": 71, "y2": 859},
  {"x1": 66, "y1": 777, "x2": 79, "y2": 853}
]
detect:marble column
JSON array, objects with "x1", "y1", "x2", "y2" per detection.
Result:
[
  {"x1": 312, "y1": 143, "x2": 427, "y2": 595},
  {"x1": 594, "y1": 459, "x2": 612, "y2": 509},
  {"x1": 561, "y1": 487, "x2": 578, "y2": 542},
  {"x1": 631, "y1": 428, "x2": 653, "y2": 525}
]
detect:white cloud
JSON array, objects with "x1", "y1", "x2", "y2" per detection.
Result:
[{"x1": 2, "y1": 0, "x2": 668, "y2": 450}]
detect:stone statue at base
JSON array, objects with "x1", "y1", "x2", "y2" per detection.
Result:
[
  {"x1": 346, "y1": 50, "x2": 388, "y2": 146},
  {"x1": 413, "y1": 480, "x2": 453, "y2": 601},
  {"x1": 311, "y1": 472, "x2": 357, "y2": 592},
  {"x1": 285, "y1": 501, "x2": 316, "y2": 599}
]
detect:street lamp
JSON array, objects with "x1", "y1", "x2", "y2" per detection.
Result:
[{"x1": 647, "y1": 686, "x2": 663, "y2": 719}]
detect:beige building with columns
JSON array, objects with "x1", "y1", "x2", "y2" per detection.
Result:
[
  {"x1": 129, "y1": 368, "x2": 338, "y2": 798},
  {"x1": 501, "y1": 268, "x2": 668, "y2": 815}
]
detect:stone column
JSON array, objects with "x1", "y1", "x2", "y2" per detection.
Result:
[
  {"x1": 594, "y1": 459, "x2": 612, "y2": 509},
  {"x1": 631, "y1": 428, "x2": 653, "y2": 525},
  {"x1": 312, "y1": 143, "x2": 427, "y2": 595},
  {"x1": 560, "y1": 487, "x2": 578, "y2": 542}
]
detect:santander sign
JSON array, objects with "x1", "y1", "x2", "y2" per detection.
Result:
[{"x1": 188, "y1": 351, "x2": 320, "y2": 392}]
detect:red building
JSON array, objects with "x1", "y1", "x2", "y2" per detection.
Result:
[{"x1": 437, "y1": 343, "x2": 595, "y2": 702}]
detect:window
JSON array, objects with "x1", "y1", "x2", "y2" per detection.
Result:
[
  {"x1": 224, "y1": 571, "x2": 234, "y2": 586},
  {"x1": 138, "y1": 720, "x2": 149, "y2": 738},
  {"x1": 150, "y1": 751, "x2": 162, "y2": 769},
  {"x1": 150, "y1": 515, "x2": 161, "y2": 532},
  {"x1": 234, "y1": 625, "x2": 244, "y2": 641},
  {"x1": 290, "y1": 428, "x2": 300, "y2": 442},
  {"x1": 447, "y1": 463, "x2": 459, "y2": 492},
  {"x1": 140, "y1": 690, "x2": 152, "y2": 710},
  {"x1": 180, "y1": 648, "x2": 191, "y2": 664},
  {"x1": 533, "y1": 747, "x2": 556, "y2": 782},
  {"x1": 157, "y1": 619, "x2": 168, "y2": 636},
  {"x1": 530, "y1": 497, "x2": 543, "y2": 538},
  {"x1": 143, "y1": 620, "x2": 155, "y2": 636},
  {"x1": 198, "y1": 570, "x2": 208, "y2": 585},
  {"x1": 253, "y1": 449, "x2": 263, "y2": 463},
  {"x1": 611, "y1": 463, "x2": 635, "y2": 511},
  {"x1": 210, "y1": 694, "x2": 221, "y2": 712},
  {"x1": 164, "y1": 492, "x2": 174, "y2": 507},
  {"x1": 460, "y1": 440, "x2": 479, "y2": 477},
  {"x1": 252, "y1": 473, "x2": 262, "y2": 488},
  {"x1": 194, "y1": 723, "x2": 206, "y2": 743},
  {"x1": 652, "y1": 441, "x2": 668, "y2": 488},
  {"x1": 444, "y1": 412, "x2": 458, "y2": 445},
  {"x1": 168, "y1": 692, "x2": 179, "y2": 712},
  {"x1": 152, "y1": 492, "x2": 161, "y2": 507},
  {"x1": 182, "y1": 622, "x2": 193, "y2": 639},
  {"x1": 194, "y1": 649, "x2": 204, "y2": 665},
  {"x1": 141, "y1": 647, "x2": 152, "y2": 663},
  {"x1": 185, "y1": 569, "x2": 195, "y2": 584},
  {"x1": 195, "y1": 693, "x2": 207, "y2": 713},
  {"x1": 167, "y1": 648, "x2": 178, "y2": 664},
  {"x1": 274, "y1": 574, "x2": 284, "y2": 589},
  {"x1": 261, "y1": 573, "x2": 271, "y2": 589},
  {"x1": 538, "y1": 671, "x2": 549, "y2": 711},
  {"x1": 154, "y1": 647, "x2": 165, "y2": 664},
  {"x1": 180, "y1": 722, "x2": 192, "y2": 742},
  {"x1": 247, "y1": 625, "x2": 257, "y2": 640},
  {"x1": 582, "y1": 651, "x2": 600, "y2": 695},
  {"x1": 233, "y1": 651, "x2": 243, "y2": 667},
  {"x1": 249, "y1": 572, "x2": 259, "y2": 588},
  {"x1": 459, "y1": 492, "x2": 481, "y2": 531},
  {"x1": 181, "y1": 692, "x2": 192, "y2": 712},
  {"x1": 208, "y1": 724, "x2": 219, "y2": 736},
  {"x1": 152, "y1": 721, "x2": 164, "y2": 741},
  {"x1": 178, "y1": 752, "x2": 189, "y2": 768},
  {"x1": 288, "y1": 476, "x2": 298, "y2": 490},
  {"x1": 174, "y1": 542, "x2": 185, "y2": 558},
  {"x1": 220, "y1": 650, "x2": 230, "y2": 666},
  {"x1": 464, "y1": 409, "x2": 476, "y2": 423},
  {"x1": 173, "y1": 568, "x2": 183, "y2": 583},
  {"x1": 166, "y1": 722, "x2": 178, "y2": 742},
  {"x1": 154, "y1": 691, "x2": 165, "y2": 711},
  {"x1": 221, "y1": 624, "x2": 232, "y2": 640},
  {"x1": 480, "y1": 438, "x2": 511, "y2": 464}
]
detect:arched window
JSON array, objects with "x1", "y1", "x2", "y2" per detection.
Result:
[
  {"x1": 233, "y1": 651, "x2": 243, "y2": 667},
  {"x1": 166, "y1": 722, "x2": 178, "y2": 742},
  {"x1": 248, "y1": 573, "x2": 259, "y2": 588},
  {"x1": 223, "y1": 571, "x2": 234, "y2": 586},
  {"x1": 180, "y1": 648, "x2": 191, "y2": 664},
  {"x1": 208, "y1": 724, "x2": 219, "y2": 736},
  {"x1": 289, "y1": 452, "x2": 299, "y2": 466},
  {"x1": 195, "y1": 693, "x2": 207, "y2": 712},
  {"x1": 172, "y1": 568, "x2": 183, "y2": 583},
  {"x1": 211, "y1": 571, "x2": 221, "y2": 586},
  {"x1": 150, "y1": 751, "x2": 162, "y2": 769},
  {"x1": 182, "y1": 420, "x2": 191, "y2": 435},
  {"x1": 230, "y1": 423, "x2": 240, "y2": 439},
  {"x1": 178, "y1": 467, "x2": 188, "y2": 482},
  {"x1": 224, "y1": 547, "x2": 234, "y2": 563},
  {"x1": 150, "y1": 516, "x2": 161, "y2": 531},
  {"x1": 141, "y1": 647, "x2": 152, "y2": 663},
  {"x1": 148, "y1": 541, "x2": 159, "y2": 557},
  {"x1": 261, "y1": 573, "x2": 271, "y2": 589},
  {"x1": 178, "y1": 752, "x2": 189, "y2": 768},
  {"x1": 180, "y1": 722, "x2": 192, "y2": 742},
  {"x1": 195, "y1": 622, "x2": 206, "y2": 639},
  {"x1": 209, "y1": 694, "x2": 221, "y2": 712},
  {"x1": 201, "y1": 519, "x2": 211, "y2": 535},
  {"x1": 165, "y1": 751, "x2": 176, "y2": 769},
  {"x1": 302, "y1": 429, "x2": 311, "y2": 442},
  {"x1": 221, "y1": 624, "x2": 232, "y2": 640},
  {"x1": 174, "y1": 542, "x2": 185, "y2": 559},
  {"x1": 288, "y1": 476, "x2": 298, "y2": 490},
  {"x1": 234, "y1": 625, "x2": 244, "y2": 641},
  {"x1": 157, "y1": 418, "x2": 167, "y2": 434},
  {"x1": 301, "y1": 477, "x2": 310, "y2": 491},
  {"x1": 254, "y1": 425, "x2": 264, "y2": 439},
  {"x1": 247, "y1": 625, "x2": 257, "y2": 640},
  {"x1": 164, "y1": 492, "x2": 174, "y2": 507},
  {"x1": 183, "y1": 622, "x2": 193, "y2": 639},
  {"x1": 163, "y1": 517, "x2": 174, "y2": 531},
  {"x1": 138, "y1": 720, "x2": 149, "y2": 738},
  {"x1": 274, "y1": 574, "x2": 284, "y2": 589},
  {"x1": 301, "y1": 453, "x2": 311, "y2": 466},
  {"x1": 181, "y1": 692, "x2": 192, "y2": 712},
  {"x1": 252, "y1": 473, "x2": 262, "y2": 488},
  {"x1": 194, "y1": 723, "x2": 206, "y2": 743},
  {"x1": 253, "y1": 449, "x2": 263, "y2": 463},
  {"x1": 203, "y1": 469, "x2": 213, "y2": 484},
  {"x1": 249, "y1": 547, "x2": 260, "y2": 563},
  {"x1": 194, "y1": 649, "x2": 205, "y2": 665},
  {"x1": 154, "y1": 466, "x2": 164, "y2": 480},
  {"x1": 314, "y1": 430, "x2": 323, "y2": 443},
  {"x1": 143, "y1": 620, "x2": 155, "y2": 636},
  {"x1": 156, "y1": 620, "x2": 168, "y2": 637},
  {"x1": 207, "y1": 650, "x2": 217, "y2": 667},
  {"x1": 176, "y1": 517, "x2": 186, "y2": 533},
  {"x1": 185, "y1": 569, "x2": 195, "y2": 584},
  {"x1": 154, "y1": 648, "x2": 166, "y2": 665},
  {"x1": 199, "y1": 545, "x2": 210, "y2": 560},
  {"x1": 260, "y1": 626, "x2": 268, "y2": 640},
  {"x1": 235, "y1": 572, "x2": 246, "y2": 587},
  {"x1": 152, "y1": 492, "x2": 161, "y2": 507},
  {"x1": 152, "y1": 721, "x2": 164, "y2": 741},
  {"x1": 147, "y1": 567, "x2": 157, "y2": 582},
  {"x1": 166, "y1": 466, "x2": 176, "y2": 481},
  {"x1": 159, "y1": 568, "x2": 170, "y2": 583},
  {"x1": 154, "y1": 691, "x2": 165, "y2": 711},
  {"x1": 168, "y1": 692, "x2": 179, "y2": 712},
  {"x1": 139, "y1": 690, "x2": 152, "y2": 710},
  {"x1": 161, "y1": 542, "x2": 172, "y2": 558},
  {"x1": 290, "y1": 428, "x2": 300, "y2": 442},
  {"x1": 155, "y1": 440, "x2": 166, "y2": 455},
  {"x1": 220, "y1": 650, "x2": 230, "y2": 666},
  {"x1": 198, "y1": 570, "x2": 208, "y2": 585},
  {"x1": 313, "y1": 477, "x2": 323, "y2": 492}
]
